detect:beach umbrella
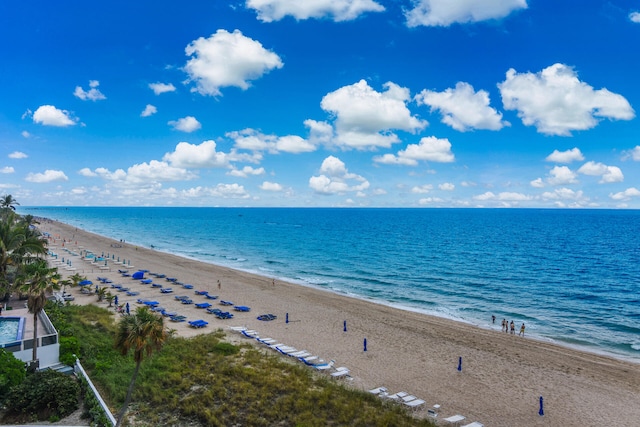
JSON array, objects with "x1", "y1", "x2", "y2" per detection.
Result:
[
  {"x1": 114, "y1": 295, "x2": 119, "y2": 306},
  {"x1": 285, "y1": 313, "x2": 289, "y2": 323},
  {"x1": 79, "y1": 280, "x2": 93, "y2": 286},
  {"x1": 125, "y1": 302, "x2": 130, "y2": 315},
  {"x1": 539, "y1": 396, "x2": 544, "y2": 416},
  {"x1": 343, "y1": 320, "x2": 347, "y2": 332},
  {"x1": 457, "y1": 356, "x2": 462, "y2": 372},
  {"x1": 363, "y1": 338, "x2": 367, "y2": 352}
]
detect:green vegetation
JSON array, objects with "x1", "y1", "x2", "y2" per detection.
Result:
[
  {"x1": 48, "y1": 303, "x2": 435, "y2": 426},
  {"x1": 3, "y1": 369, "x2": 79, "y2": 422},
  {"x1": 0, "y1": 349, "x2": 26, "y2": 402}
]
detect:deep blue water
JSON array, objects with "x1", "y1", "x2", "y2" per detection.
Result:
[{"x1": 22, "y1": 207, "x2": 640, "y2": 362}]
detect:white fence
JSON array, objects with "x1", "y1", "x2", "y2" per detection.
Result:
[{"x1": 74, "y1": 359, "x2": 117, "y2": 426}]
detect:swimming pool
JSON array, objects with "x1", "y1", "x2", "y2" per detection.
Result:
[{"x1": 0, "y1": 317, "x2": 26, "y2": 346}]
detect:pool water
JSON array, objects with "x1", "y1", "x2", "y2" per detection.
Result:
[{"x1": 0, "y1": 317, "x2": 25, "y2": 345}]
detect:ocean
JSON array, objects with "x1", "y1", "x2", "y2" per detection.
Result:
[{"x1": 22, "y1": 207, "x2": 640, "y2": 362}]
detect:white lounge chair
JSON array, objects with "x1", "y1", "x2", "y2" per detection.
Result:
[
  {"x1": 313, "y1": 360, "x2": 335, "y2": 370},
  {"x1": 385, "y1": 391, "x2": 409, "y2": 401},
  {"x1": 401, "y1": 395, "x2": 417, "y2": 403},
  {"x1": 404, "y1": 398, "x2": 426, "y2": 411},
  {"x1": 443, "y1": 414, "x2": 466, "y2": 426},
  {"x1": 330, "y1": 367, "x2": 350, "y2": 378},
  {"x1": 368, "y1": 386, "x2": 387, "y2": 396},
  {"x1": 461, "y1": 423, "x2": 484, "y2": 427}
]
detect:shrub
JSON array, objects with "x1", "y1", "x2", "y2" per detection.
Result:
[
  {"x1": 59, "y1": 336, "x2": 80, "y2": 366},
  {"x1": 4, "y1": 370, "x2": 79, "y2": 421},
  {"x1": 0, "y1": 349, "x2": 26, "y2": 401}
]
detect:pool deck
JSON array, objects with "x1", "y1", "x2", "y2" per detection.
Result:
[{"x1": 0, "y1": 306, "x2": 46, "y2": 346}]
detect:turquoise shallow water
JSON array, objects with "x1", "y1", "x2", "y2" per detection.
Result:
[{"x1": 23, "y1": 207, "x2": 640, "y2": 362}]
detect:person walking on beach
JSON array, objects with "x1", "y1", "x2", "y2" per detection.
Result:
[
  {"x1": 519, "y1": 323, "x2": 525, "y2": 336},
  {"x1": 502, "y1": 318, "x2": 507, "y2": 332},
  {"x1": 217, "y1": 279, "x2": 221, "y2": 290},
  {"x1": 492, "y1": 315, "x2": 496, "y2": 324},
  {"x1": 510, "y1": 321, "x2": 515, "y2": 334}
]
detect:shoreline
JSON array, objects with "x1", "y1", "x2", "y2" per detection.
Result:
[{"x1": 40, "y1": 218, "x2": 640, "y2": 427}]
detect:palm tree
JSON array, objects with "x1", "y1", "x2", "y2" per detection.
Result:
[
  {"x1": 0, "y1": 211, "x2": 48, "y2": 301},
  {"x1": 114, "y1": 306, "x2": 168, "y2": 427},
  {"x1": 17, "y1": 259, "x2": 60, "y2": 365},
  {"x1": 0, "y1": 194, "x2": 19, "y2": 216}
]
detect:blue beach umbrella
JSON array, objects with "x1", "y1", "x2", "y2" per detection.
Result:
[
  {"x1": 457, "y1": 356, "x2": 462, "y2": 372},
  {"x1": 363, "y1": 338, "x2": 367, "y2": 352},
  {"x1": 539, "y1": 396, "x2": 544, "y2": 416},
  {"x1": 114, "y1": 295, "x2": 118, "y2": 306},
  {"x1": 79, "y1": 280, "x2": 93, "y2": 286},
  {"x1": 285, "y1": 313, "x2": 289, "y2": 323},
  {"x1": 125, "y1": 302, "x2": 130, "y2": 315},
  {"x1": 343, "y1": 320, "x2": 347, "y2": 332}
]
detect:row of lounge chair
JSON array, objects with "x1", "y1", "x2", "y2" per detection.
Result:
[{"x1": 229, "y1": 327, "x2": 350, "y2": 379}]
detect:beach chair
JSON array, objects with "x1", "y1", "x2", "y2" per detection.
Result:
[
  {"x1": 443, "y1": 415, "x2": 466, "y2": 425},
  {"x1": 205, "y1": 294, "x2": 218, "y2": 300},
  {"x1": 166, "y1": 277, "x2": 178, "y2": 282},
  {"x1": 427, "y1": 409, "x2": 438, "y2": 418},
  {"x1": 181, "y1": 298, "x2": 194, "y2": 304},
  {"x1": 188, "y1": 319, "x2": 209, "y2": 328},
  {"x1": 151, "y1": 283, "x2": 163, "y2": 288},
  {"x1": 313, "y1": 360, "x2": 335, "y2": 370},
  {"x1": 170, "y1": 315, "x2": 187, "y2": 322},
  {"x1": 385, "y1": 391, "x2": 409, "y2": 401},
  {"x1": 257, "y1": 314, "x2": 277, "y2": 321},
  {"x1": 461, "y1": 423, "x2": 484, "y2": 427},
  {"x1": 241, "y1": 330, "x2": 258, "y2": 338},
  {"x1": 220, "y1": 300, "x2": 233, "y2": 306},
  {"x1": 162, "y1": 311, "x2": 177, "y2": 317},
  {"x1": 174, "y1": 295, "x2": 189, "y2": 301},
  {"x1": 195, "y1": 302, "x2": 212, "y2": 309},
  {"x1": 330, "y1": 367, "x2": 350, "y2": 378},
  {"x1": 298, "y1": 355, "x2": 320, "y2": 365},
  {"x1": 368, "y1": 387, "x2": 387, "y2": 395},
  {"x1": 234, "y1": 305, "x2": 251, "y2": 312},
  {"x1": 206, "y1": 307, "x2": 223, "y2": 315},
  {"x1": 182, "y1": 283, "x2": 194, "y2": 289},
  {"x1": 195, "y1": 290, "x2": 208, "y2": 295},
  {"x1": 404, "y1": 398, "x2": 426, "y2": 411},
  {"x1": 126, "y1": 291, "x2": 139, "y2": 296},
  {"x1": 160, "y1": 287, "x2": 173, "y2": 293}
]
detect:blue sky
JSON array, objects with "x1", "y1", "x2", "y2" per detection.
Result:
[{"x1": 1, "y1": 0, "x2": 639, "y2": 208}]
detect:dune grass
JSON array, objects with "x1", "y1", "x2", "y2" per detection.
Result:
[{"x1": 48, "y1": 303, "x2": 435, "y2": 426}]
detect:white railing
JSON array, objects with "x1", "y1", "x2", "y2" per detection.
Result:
[{"x1": 74, "y1": 359, "x2": 117, "y2": 426}]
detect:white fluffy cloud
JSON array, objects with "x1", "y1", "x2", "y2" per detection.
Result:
[
  {"x1": 623, "y1": 145, "x2": 640, "y2": 161},
  {"x1": 260, "y1": 181, "x2": 283, "y2": 191},
  {"x1": 140, "y1": 104, "x2": 157, "y2": 117},
  {"x1": 9, "y1": 152, "x2": 27, "y2": 159},
  {"x1": 439, "y1": 182, "x2": 455, "y2": 191},
  {"x1": 499, "y1": 63, "x2": 635, "y2": 136},
  {"x1": 168, "y1": 116, "x2": 201, "y2": 133},
  {"x1": 228, "y1": 166, "x2": 265, "y2": 178},
  {"x1": 32, "y1": 105, "x2": 77, "y2": 127},
  {"x1": 184, "y1": 29, "x2": 283, "y2": 97},
  {"x1": 374, "y1": 136, "x2": 455, "y2": 165},
  {"x1": 226, "y1": 128, "x2": 316, "y2": 154},
  {"x1": 545, "y1": 147, "x2": 584, "y2": 163},
  {"x1": 25, "y1": 169, "x2": 68, "y2": 183},
  {"x1": 577, "y1": 161, "x2": 623, "y2": 183},
  {"x1": 547, "y1": 166, "x2": 578, "y2": 186},
  {"x1": 309, "y1": 156, "x2": 370, "y2": 195},
  {"x1": 246, "y1": 0, "x2": 385, "y2": 22},
  {"x1": 320, "y1": 80, "x2": 427, "y2": 150},
  {"x1": 73, "y1": 80, "x2": 106, "y2": 101},
  {"x1": 405, "y1": 0, "x2": 527, "y2": 27},
  {"x1": 1, "y1": 167, "x2": 14, "y2": 174},
  {"x1": 149, "y1": 82, "x2": 176, "y2": 95},
  {"x1": 629, "y1": 11, "x2": 640, "y2": 23},
  {"x1": 609, "y1": 187, "x2": 640, "y2": 200},
  {"x1": 415, "y1": 82, "x2": 508, "y2": 131},
  {"x1": 411, "y1": 184, "x2": 433, "y2": 194},
  {"x1": 163, "y1": 140, "x2": 229, "y2": 168}
]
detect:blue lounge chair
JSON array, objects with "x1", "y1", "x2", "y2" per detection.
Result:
[
  {"x1": 126, "y1": 291, "x2": 140, "y2": 296},
  {"x1": 216, "y1": 311, "x2": 234, "y2": 319},
  {"x1": 220, "y1": 300, "x2": 233, "y2": 306},
  {"x1": 151, "y1": 283, "x2": 163, "y2": 288},
  {"x1": 205, "y1": 294, "x2": 218, "y2": 300},
  {"x1": 181, "y1": 298, "x2": 193, "y2": 305},
  {"x1": 170, "y1": 315, "x2": 187, "y2": 322},
  {"x1": 188, "y1": 319, "x2": 208, "y2": 328},
  {"x1": 182, "y1": 283, "x2": 194, "y2": 289},
  {"x1": 195, "y1": 290, "x2": 208, "y2": 295},
  {"x1": 162, "y1": 311, "x2": 177, "y2": 317},
  {"x1": 257, "y1": 314, "x2": 277, "y2": 321},
  {"x1": 141, "y1": 279, "x2": 153, "y2": 284},
  {"x1": 206, "y1": 307, "x2": 222, "y2": 315},
  {"x1": 234, "y1": 306, "x2": 251, "y2": 312},
  {"x1": 166, "y1": 277, "x2": 177, "y2": 282},
  {"x1": 195, "y1": 302, "x2": 212, "y2": 309},
  {"x1": 174, "y1": 295, "x2": 189, "y2": 301}
]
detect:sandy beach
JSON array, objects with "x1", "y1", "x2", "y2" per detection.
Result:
[{"x1": 40, "y1": 219, "x2": 640, "y2": 427}]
